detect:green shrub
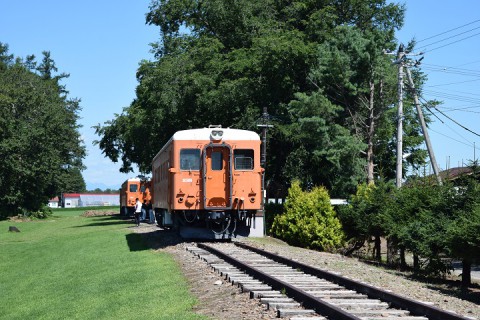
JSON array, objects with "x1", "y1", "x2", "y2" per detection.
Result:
[
  {"x1": 264, "y1": 202, "x2": 284, "y2": 235},
  {"x1": 28, "y1": 205, "x2": 53, "y2": 219},
  {"x1": 270, "y1": 181, "x2": 345, "y2": 251}
]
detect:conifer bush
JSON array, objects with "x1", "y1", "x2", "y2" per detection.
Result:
[{"x1": 270, "y1": 181, "x2": 345, "y2": 251}]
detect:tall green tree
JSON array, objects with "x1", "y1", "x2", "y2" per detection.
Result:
[
  {"x1": 96, "y1": 0, "x2": 413, "y2": 196},
  {"x1": 284, "y1": 91, "x2": 366, "y2": 196},
  {"x1": 337, "y1": 181, "x2": 394, "y2": 260},
  {"x1": 0, "y1": 44, "x2": 85, "y2": 217},
  {"x1": 386, "y1": 179, "x2": 451, "y2": 272}
]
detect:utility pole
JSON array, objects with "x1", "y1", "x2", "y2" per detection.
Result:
[
  {"x1": 257, "y1": 107, "x2": 273, "y2": 236},
  {"x1": 257, "y1": 107, "x2": 273, "y2": 168},
  {"x1": 395, "y1": 44, "x2": 405, "y2": 188},
  {"x1": 405, "y1": 67, "x2": 442, "y2": 185}
]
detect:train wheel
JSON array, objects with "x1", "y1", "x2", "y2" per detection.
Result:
[
  {"x1": 172, "y1": 212, "x2": 182, "y2": 231},
  {"x1": 154, "y1": 210, "x2": 162, "y2": 227},
  {"x1": 182, "y1": 210, "x2": 197, "y2": 224},
  {"x1": 210, "y1": 214, "x2": 232, "y2": 236}
]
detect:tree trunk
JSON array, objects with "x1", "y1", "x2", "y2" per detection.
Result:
[
  {"x1": 462, "y1": 258, "x2": 472, "y2": 287},
  {"x1": 400, "y1": 247, "x2": 406, "y2": 269},
  {"x1": 374, "y1": 235, "x2": 381, "y2": 261},
  {"x1": 344, "y1": 240, "x2": 365, "y2": 256},
  {"x1": 386, "y1": 238, "x2": 397, "y2": 265},
  {"x1": 366, "y1": 80, "x2": 375, "y2": 184},
  {"x1": 413, "y1": 254, "x2": 419, "y2": 272}
]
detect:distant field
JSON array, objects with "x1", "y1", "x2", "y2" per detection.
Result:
[
  {"x1": 0, "y1": 209, "x2": 206, "y2": 320},
  {"x1": 50, "y1": 206, "x2": 120, "y2": 215}
]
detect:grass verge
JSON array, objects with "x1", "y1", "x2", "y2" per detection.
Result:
[{"x1": 0, "y1": 209, "x2": 206, "y2": 320}]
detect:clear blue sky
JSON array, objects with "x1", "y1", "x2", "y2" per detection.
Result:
[
  {"x1": 394, "y1": 1, "x2": 480, "y2": 173},
  {"x1": 0, "y1": 1, "x2": 157, "y2": 189},
  {"x1": 1, "y1": 1, "x2": 479, "y2": 189}
]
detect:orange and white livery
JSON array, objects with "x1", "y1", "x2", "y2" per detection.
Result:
[
  {"x1": 152, "y1": 126, "x2": 263, "y2": 238},
  {"x1": 119, "y1": 178, "x2": 152, "y2": 216}
]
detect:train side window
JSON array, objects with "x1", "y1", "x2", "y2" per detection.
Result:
[
  {"x1": 180, "y1": 149, "x2": 200, "y2": 170},
  {"x1": 234, "y1": 149, "x2": 254, "y2": 170},
  {"x1": 211, "y1": 151, "x2": 223, "y2": 170},
  {"x1": 129, "y1": 184, "x2": 138, "y2": 192}
]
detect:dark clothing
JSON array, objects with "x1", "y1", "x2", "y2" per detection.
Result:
[{"x1": 134, "y1": 211, "x2": 141, "y2": 227}]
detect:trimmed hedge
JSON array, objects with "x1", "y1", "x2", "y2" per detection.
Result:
[{"x1": 270, "y1": 181, "x2": 344, "y2": 251}]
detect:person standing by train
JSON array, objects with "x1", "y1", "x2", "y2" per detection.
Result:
[
  {"x1": 141, "y1": 200, "x2": 147, "y2": 222},
  {"x1": 147, "y1": 201, "x2": 154, "y2": 224},
  {"x1": 134, "y1": 198, "x2": 142, "y2": 227}
]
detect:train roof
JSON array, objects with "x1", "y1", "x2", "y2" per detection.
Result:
[
  {"x1": 172, "y1": 127, "x2": 260, "y2": 141},
  {"x1": 121, "y1": 178, "x2": 151, "y2": 185},
  {"x1": 153, "y1": 127, "x2": 260, "y2": 162}
]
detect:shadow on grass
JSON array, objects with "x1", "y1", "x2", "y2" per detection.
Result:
[
  {"x1": 138, "y1": 228, "x2": 186, "y2": 250},
  {"x1": 358, "y1": 256, "x2": 480, "y2": 304},
  {"x1": 392, "y1": 270, "x2": 480, "y2": 305},
  {"x1": 85, "y1": 215, "x2": 124, "y2": 221},
  {"x1": 423, "y1": 282, "x2": 480, "y2": 305},
  {"x1": 74, "y1": 220, "x2": 132, "y2": 227},
  {"x1": 125, "y1": 228, "x2": 185, "y2": 252},
  {"x1": 125, "y1": 233, "x2": 150, "y2": 251},
  {"x1": 74, "y1": 215, "x2": 132, "y2": 228},
  {"x1": 130, "y1": 225, "x2": 233, "y2": 251},
  {"x1": 409, "y1": 273, "x2": 480, "y2": 305}
]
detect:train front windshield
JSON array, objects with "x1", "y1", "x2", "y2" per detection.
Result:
[
  {"x1": 180, "y1": 149, "x2": 201, "y2": 170},
  {"x1": 234, "y1": 149, "x2": 254, "y2": 170}
]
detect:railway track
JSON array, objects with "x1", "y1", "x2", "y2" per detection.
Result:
[{"x1": 186, "y1": 242, "x2": 474, "y2": 320}]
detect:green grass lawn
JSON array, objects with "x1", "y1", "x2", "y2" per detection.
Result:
[{"x1": 0, "y1": 209, "x2": 207, "y2": 320}]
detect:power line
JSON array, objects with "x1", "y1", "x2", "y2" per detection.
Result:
[
  {"x1": 429, "y1": 127, "x2": 476, "y2": 149},
  {"x1": 455, "y1": 59, "x2": 480, "y2": 68},
  {"x1": 420, "y1": 96, "x2": 480, "y2": 138},
  {"x1": 430, "y1": 106, "x2": 480, "y2": 137},
  {"x1": 423, "y1": 104, "x2": 445, "y2": 124},
  {"x1": 422, "y1": 65, "x2": 480, "y2": 77},
  {"x1": 422, "y1": 30, "x2": 480, "y2": 53},
  {"x1": 419, "y1": 25, "x2": 480, "y2": 49},
  {"x1": 426, "y1": 78, "x2": 480, "y2": 88},
  {"x1": 440, "y1": 109, "x2": 480, "y2": 115},
  {"x1": 417, "y1": 19, "x2": 480, "y2": 43},
  {"x1": 424, "y1": 90, "x2": 480, "y2": 104},
  {"x1": 432, "y1": 88, "x2": 480, "y2": 98},
  {"x1": 423, "y1": 63, "x2": 480, "y2": 74},
  {"x1": 437, "y1": 106, "x2": 480, "y2": 114},
  {"x1": 437, "y1": 105, "x2": 480, "y2": 113}
]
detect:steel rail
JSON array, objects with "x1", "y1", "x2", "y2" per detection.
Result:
[
  {"x1": 198, "y1": 242, "x2": 362, "y2": 320},
  {"x1": 235, "y1": 242, "x2": 472, "y2": 320}
]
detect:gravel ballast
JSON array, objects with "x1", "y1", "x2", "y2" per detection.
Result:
[{"x1": 134, "y1": 224, "x2": 479, "y2": 319}]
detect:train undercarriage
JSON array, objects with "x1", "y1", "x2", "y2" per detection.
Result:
[{"x1": 155, "y1": 209, "x2": 259, "y2": 239}]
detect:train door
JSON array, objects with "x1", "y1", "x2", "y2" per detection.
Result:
[{"x1": 203, "y1": 145, "x2": 232, "y2": 209}]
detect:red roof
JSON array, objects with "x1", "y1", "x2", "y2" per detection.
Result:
[
  {"x1": 63, "y1": 193, "x2": 119, "y2": 198},
  {"x1": 440, "y1": 167, "x2": 474, "y2": 180},
  {"x1": 63, "y1": 193, "x2": 81, "y2": 198},
  {"x1": 49, "y1": 197, "x2": 59, "y2": 202}
]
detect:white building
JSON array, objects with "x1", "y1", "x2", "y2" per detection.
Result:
[{"x1": 62, "y1": 193, "x2": 120, "y2": 208}]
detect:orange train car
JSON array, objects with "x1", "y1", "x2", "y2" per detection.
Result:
[
  {"x1": 151, "y1": 126, "x2": 264, "y2": 238},
  {"x1": 119, "y1": 178, "x2": 152, "y2": 216}
]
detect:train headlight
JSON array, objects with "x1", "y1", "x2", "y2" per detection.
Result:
[{"x1": 210, "y1": 130, "x2": 223, "y2": 141}]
